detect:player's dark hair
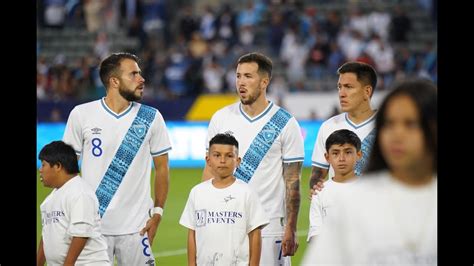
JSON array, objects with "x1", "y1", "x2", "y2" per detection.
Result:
[
  {"x1": 237, "y1": 52, "x2": 273, "y2": 79},
  {"x1": 338, "y1": 61, "x2": 377, "y2": 97},
  {"x1": 39, "y1": 141, "x2": 80, "y2": 175},
  {"x1": 209, "y1": 133, "x2": 239, "y2": 150},
  {"x1": 99, "y1": 52, "x2": 139, "y2": 88},
  {"x1": 366, "y1": 79, "x2": 437, "y2": 173},
  {"x1": 325, "y1": 129, "x2": 361, "y2": 152}
]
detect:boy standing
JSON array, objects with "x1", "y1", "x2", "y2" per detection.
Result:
[
  {"x1": 180, "y1": 133, "x2": 269, "y2": 266},
  {"x1": 307, "y1": 129, "x2": 362, "y2": 242},
  {"x1": 37, "y1": 141, "x2": 109, "y2": 266}
]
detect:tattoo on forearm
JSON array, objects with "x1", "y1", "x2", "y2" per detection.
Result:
[
  {"x1": 309, "y1": 167, "x2": 326, "y2": 189},
  {"x1": 283, "y1": 162, "x2": 302, "y2": 227}
]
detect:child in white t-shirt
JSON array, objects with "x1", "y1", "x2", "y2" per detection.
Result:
[{"x1": 180, "y1": 133, "x2": 269, "y2": 266}]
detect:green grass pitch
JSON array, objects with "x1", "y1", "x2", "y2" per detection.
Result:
[{"x1": 37, "y1": 168, "x2": 312, "y2": 265}]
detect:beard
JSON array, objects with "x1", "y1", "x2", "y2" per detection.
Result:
[
  {"x1": 119, "y1": 86, "x2": 142, "y2": 102},
  {"x1": 240, "y1": 87, "x2": 261, "y2": 105}
]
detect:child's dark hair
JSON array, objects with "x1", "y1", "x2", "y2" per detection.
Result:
[
  {"x1": 325, "y1": 129, "x2": 361, "y2": 152},
  {"x1": 209, "y1": 133, "x2": 239, "y2": 149},
  {"x1": 39, "y1": 141, "x2": 80, "y2": 175}
]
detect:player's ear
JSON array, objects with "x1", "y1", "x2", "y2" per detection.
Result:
[
  {"x1": 324, "y1": 152, "x2": 329, "y2": 161},
  {"x1": 364, "y1": 85, "x2": 372, "y2": 100},
  {"x1": 356, "y1": 150, "x2": 363, "y2": 160},
  {"x1": 236, "y1": 157, "x2": 241, "y2": 166}
]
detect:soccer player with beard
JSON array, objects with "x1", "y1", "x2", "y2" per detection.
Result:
[
  {"x1": 202, "y1": 52, "x2": 304, "y2": 265},
  {"x1": 63, "y1": 52, "x2": 172, "y2": 265}
]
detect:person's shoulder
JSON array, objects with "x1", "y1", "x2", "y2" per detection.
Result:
[
  {"x1": 324, "y1": 112, "x2": 346, "y2": 125},
  {"x1": 272, "y1": 103, "x2": 295, "y2": 118},
  {"x1": 190, "y1": 179, "x2": 213, "y2": 193},
  {"x1": 211, "y1": 102, "x2": 240, "y2": 119},
  {"x1": 73, "y1": 99, "x2": 102, "y2": 112}
]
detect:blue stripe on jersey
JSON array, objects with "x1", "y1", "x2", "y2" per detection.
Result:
[
  {"x1": 235, "y1": 108, "x2": 291, "y2": 183},
  {"x1": 355, "y1": 128, "x2": 376, "y2": 175},
  {"x1": 100, "y1": 98, "x2": 134, "y2": 119},
  {"x1": 283, "y1": 157, "x2": 305, "y2": 163},
  {"x1": 96, "y1": 105, "x2": 156, "y2": 217},
  {"x1": 151, "y1": 147, "x2": 172, "y2": 156},
  {"x1": 344, "y1": 112, "x2": 377, "y2": 129},
  {"x1": 312, "y1": 161, "x2": 329, "y2": 168}
]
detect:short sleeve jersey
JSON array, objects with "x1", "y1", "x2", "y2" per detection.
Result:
[
  {"x1": 206, "y1": 102, "x2": 305, "y2": 220},
  {"x1": 311, "y1": 112, "x2": 376, "y2": 178},
  {"x1": 63, "y1": 98, "x2": 172, "y2": 234}
]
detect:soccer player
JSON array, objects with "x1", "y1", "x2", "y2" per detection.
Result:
[
  {"x1": 180, "y1": 133, "x2": 269, "y2": 266},
  {"x1": 302, "y1": 79, "x2": 437, "y2": 265},
  {"x1": 37, "y1": 141, "x2": 109, "y2": 266},
  {"x1": 307, "y1": 129, "x2": 362, "y2": 243},
  {"x1": 63, "y1": 52, "x2": 172, "y2": 265},
  {"x1": 309, "y1": 61, "x2": 378, "y2": 195},
  {"x1": 202, "y1": 52, "x2": 304, "y2": 265}
]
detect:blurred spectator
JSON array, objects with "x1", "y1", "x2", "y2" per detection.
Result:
[
  {"x1": 200, "y1": 5, "x2": 217, "y2": 41},
  {"x1": 215, "y1": 4, "x2": 238, "y2": 46},
  {"x1": 389, "y1": 5, "x2": 412, "y2": 43},
  {"x1": 202, "y1": 56, "x2": 225, "y2": 94},
  {"x1": 93, "y1": 32, "x2": 110, "y2": 61},
  {"x1": 179, "y1": 5, "x2": 199, "y2": 42},
  {"x1": 43, "y1": 0, "x2": 67, "y2": 29},
  {"x1": 83, "y1": 0, "x2": 104, "y2": 33}
]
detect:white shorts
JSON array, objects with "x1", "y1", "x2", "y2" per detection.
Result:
[
  {"x1": 104, "y1": 232, "x2": 155, "y2": 266},
  {"x1": 260, "y1": 218, "x2": 291, "y2": 266}
]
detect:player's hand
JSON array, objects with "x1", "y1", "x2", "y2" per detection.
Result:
[
  {"x1": 308, "y1": 180, "x2": 324, "y2": 199},
  {"x1": 282, "y1": 228, "x2": 298, "y2": 257},
  {"x1": 140, "y1": 214, "x2": 161, "y2": 246}
]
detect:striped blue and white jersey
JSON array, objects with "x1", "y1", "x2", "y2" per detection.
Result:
[
  {"x1": 206, "y1": 101, "x2": 304, "y2": 221},
  {"x1": 63, "y1": 98, "x2": 172, "y2": 235},
  {"x1": 311, "y1": 112, "x2": 377, "y2": 178}
]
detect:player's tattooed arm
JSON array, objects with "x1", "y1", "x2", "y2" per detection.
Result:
[
  {"x1": 308, "y1": 166, "x2": 327, "y2": 198},
  {"x1": 282, "y1": 161, "x2": 302, "y2": 256},
  {"x1": 283, "y1": 162, "x2": 302, "y2": 231}
]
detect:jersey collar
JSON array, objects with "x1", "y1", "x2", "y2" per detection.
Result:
[
  {"x1": 101, "y1": 97, "x2": 134, "y2": 119},
  {"x1": 239, "y1": 101, "x2": 274, "y2": 123}
]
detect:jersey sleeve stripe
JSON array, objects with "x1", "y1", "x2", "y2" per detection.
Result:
[
  {"x1": 282, "y1": 157, "x2": 305, "y2": 163},
  {"x1": 151, "y1": 147, "x2": 172, "y2": 156},
  {"x1": 312, "y1": 161, "x2": 329, "y2": 168}
]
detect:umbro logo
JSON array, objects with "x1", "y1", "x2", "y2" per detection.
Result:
[
  {"x1": 91, "y1": 127, "x2": 102, "y2": 135},
  {"x1": 145, "y1": 258, "x2": 155, "y2": 265},
  {"x1": 223, "y1": 195, "x2": 236, "y2": 203}
]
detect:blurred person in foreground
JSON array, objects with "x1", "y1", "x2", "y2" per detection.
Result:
[
  {"x1": 63, "y1": 52, "x2": 172, "y2": 265},
  {"x1": 302, "y1": 79, "x2": 437, "y2": 265}
]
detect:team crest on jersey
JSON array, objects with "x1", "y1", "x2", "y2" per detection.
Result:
[
  {"x1": 262, "y1": 129, "x2": 276, "y2": 143},
  {"x1": 133, "y1": 124, "x2": 146, "y2": 138},
  {"x1": 196, "y1": 209, "x2": 207, "y2": 227}
]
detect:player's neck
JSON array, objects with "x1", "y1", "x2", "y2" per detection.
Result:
[
  {"x1": 241, "y1": 98, "x2": 269, "y2": 118},
  {"x1": 332, "y1": 172, "x2": 357, "y2": 183},
  {"x1": 212, "y1": 175, "x2": 236, "y2": 189},
  {"x1": 104, "y1": 94, "x2": 131, "y2": 114},
  {"x1": 347, "y1": 106, "x2": 375, "y2": 124}
]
